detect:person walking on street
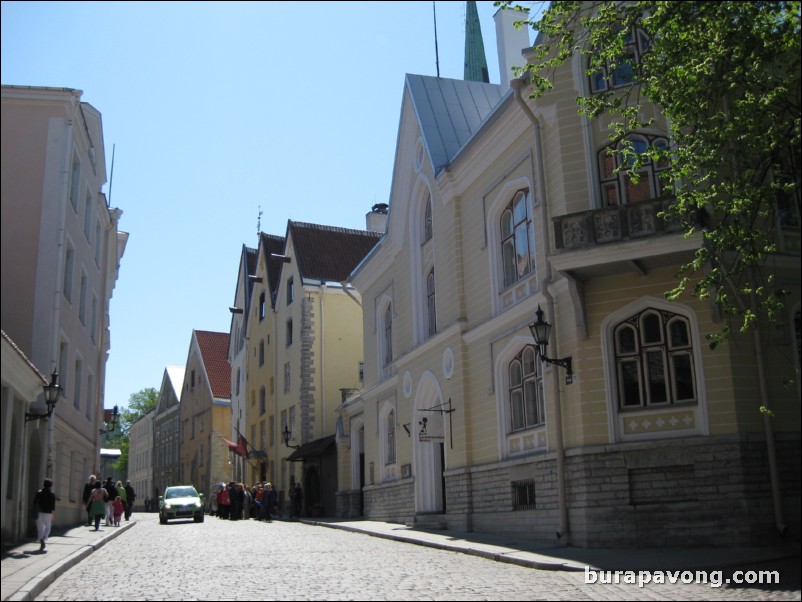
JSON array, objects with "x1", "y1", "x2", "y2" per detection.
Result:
[
  {"x1": 124, "y1": 480, "x2": 136, "y2": 520},
  {"x1": 89, "y1": 481, "x2": 108, "y2": 531},
  {"x1": 82, "y1": 475, "x2": 96, "y2": 526},
  {"x1": 33, "y1": 478, "x2": 56, "y2": 551},
  {"x1": 103, "y1": 477, "x2": 117, "y2": 526}
]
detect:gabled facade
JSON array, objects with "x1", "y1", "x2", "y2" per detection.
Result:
[
  {"x1": 338, "y1": 6, "x2": 800, "y2": 547},
  {"x1": 178, "y1": 330, "x2": 231, "y2": 497},
  {"x1": 152, "y1": 365, "x2": 184, "y2": 500},
  {"x1": 1, "y1": 85, "x2": 127, "y2": 532},
  {"x1": 243, "y1": 232, "x2": 286, "y2": 487},
  {"x1": 228, "y1": 244, "x2": 258, "y2": 482},
  {"x1": 244, "y1": 221, "x2": 380, "y2": 516}
]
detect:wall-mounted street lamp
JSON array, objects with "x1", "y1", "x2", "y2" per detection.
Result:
[
  {"x1": 529, "y1": 305, "x2": 573, "y2": 385},
  {"x1": 282, "y1": 425, "x2": 299, "y2": 449},
  {"x1": 99, "y1": 405, "x2": 120, "y2": 435},
  {"x1": 25, "y1": 371, "x2": 62, "y2": 422}
]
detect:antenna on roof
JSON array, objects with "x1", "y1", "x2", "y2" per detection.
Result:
[
  {"x1": 433, "y1": 1, "x2": 441, "y2": 78},
  {"x1": 257, "y1": 205, "x2": 263, "y2": 238}
]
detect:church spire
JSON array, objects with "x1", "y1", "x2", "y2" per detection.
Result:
[{"x1": 464, "y1": 1, "x2": 489, "y2": 83}]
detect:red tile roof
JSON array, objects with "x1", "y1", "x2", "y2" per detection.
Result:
[
  {"x1": 288, "y1": 221, "x2": 381, "y2": 282},
  {"x1": 194, "y1": 330, "x2": 230, "y2": 399}
]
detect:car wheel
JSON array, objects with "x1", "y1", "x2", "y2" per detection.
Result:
[
  {"x1": 159, "y1": 514, "x2": 167, "y2": 524},
  {"x1": 194, "y1": 514, "x2": 204, "y2": 523}
]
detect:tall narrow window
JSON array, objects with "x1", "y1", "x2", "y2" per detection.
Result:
[
  {"x1": 614, "y1": 308, "x2": 697, "y2": 409},
  {"x1": 386, "y1": 410, "x2": 396, "y2": 465},
  {"x1": 79, "y1": 274, "x2": 88, "y2": 324},
  {"x1": 422, "y1": 195, "x2": 433, "y2": 242},
  {"x1": 259, "y1": 292, "x2": 266, "y2": 320},
  {"x1": 383, "y1": 304, "x2": 393, "y2": 366},
  {"x1": 94, "y1": 221, "x2": 102, "y2": 267},
  {"x1": 84, "y1": 192, "x2": 93, "y2": 241},
  {"x1": 69, "y1": 157, "x2": 80, "y2": 211},
  {"x1": 286, "y1": 319, "x2": 293, "y2": 346},
  {"x1": 500, "y1": 190, "x2": 534, "y2": 288},
  {"x1": 63, "y1": 245, "x2": 74, "y2": 302},
  {"x1": 73, "y1": 358, "x2": 83, "y2": 411},
  {"x1": 287, "y1": 277, "x2": 294, "y2": 305},
  {"x1": 508, "y1": 345, "x2": 544, "y2": 432},
  {"x1": 426, "y1": 269, "x2": 436, "y2": 337},
  {"x1": 259, "y1": 386, "x2": 266, "y2": 416},
  {"x1": 284, "y1": 362, "x2": 291, "y2": 393}
]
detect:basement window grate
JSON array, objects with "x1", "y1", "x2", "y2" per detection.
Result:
[{"x1": 512, "y1": 479, "x2": 536, "y2": 510}]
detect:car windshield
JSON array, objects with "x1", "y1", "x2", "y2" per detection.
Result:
[{"x1": 165, "y1": 487, "x2": 198, "y2": 499}]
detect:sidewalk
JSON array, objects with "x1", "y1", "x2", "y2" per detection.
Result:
[
  {"x1": 1, "y1": 521, "x2": 133, "y2": 601},
  {"x1": 305, "y1": 518, "x2": 801, "y2": 572}
]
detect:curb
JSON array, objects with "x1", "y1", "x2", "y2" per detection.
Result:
[
  {"x1": 302, "y1": 519, "x2": 586, "y2": 572},
  {"x1": 6, "y1": 522, "x2": 135, "y2": 602}
]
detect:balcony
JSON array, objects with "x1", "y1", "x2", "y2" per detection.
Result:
[
  {"x1": 550, "y1": 198, "x2": 700, "y2": 279},
  {"x1": 554, "y1": 198, "x2": 684, "y2": 251}
]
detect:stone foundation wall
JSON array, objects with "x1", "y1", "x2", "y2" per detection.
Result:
[{"x1": 365, "y1": 434, "x2": 800, "y2": 548}]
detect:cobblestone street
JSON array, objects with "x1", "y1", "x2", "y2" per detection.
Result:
[{"x1": 34, "y1": 514, "x2": 800, "y2": 601}]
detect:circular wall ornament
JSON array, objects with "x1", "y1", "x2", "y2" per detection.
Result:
[
  {"x1": 442, "y1": 347, "x2": 454, "y2": 380},
  {"x1": 403, "y1": 371, "x2": 413, "y2": 398}
]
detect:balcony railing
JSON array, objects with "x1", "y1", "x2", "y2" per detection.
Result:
[{"x1": 553, "y1": 198, "x2": 684, "y2": 251}]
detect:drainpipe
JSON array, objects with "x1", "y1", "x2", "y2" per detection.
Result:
[{"x1": 511, "y1": 78, "x2": 569, "y2": 543}]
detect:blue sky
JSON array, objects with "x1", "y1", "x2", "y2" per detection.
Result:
[{"x1": 2, "y1": 1, "x2": 534, "y2": 412}]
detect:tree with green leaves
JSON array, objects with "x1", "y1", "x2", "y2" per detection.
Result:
[
  {"x1": 102, "y1": 387, "x2": 158, "y2": 476},
  {"x1": 502, "y1": 0, "x2": 801, "y2": 349}
]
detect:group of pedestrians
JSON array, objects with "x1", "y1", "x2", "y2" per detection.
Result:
[
  {"x1": 81, "y1": 475, "x2": 137, "y2": 530},
  {"x1": 213, "y1": 481, "x2": 302, "y2": 521}
]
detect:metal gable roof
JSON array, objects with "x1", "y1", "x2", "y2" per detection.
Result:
[{"x1": 405, "y1": 74, "x2": 506, "y2": 174}]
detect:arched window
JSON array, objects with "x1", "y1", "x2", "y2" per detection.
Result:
[
  {"x1": 598, "y1": 134, "x2": 670, "y2": 206},
  {"x1": 426, "y1": 269, "x2": 436, "y2": 337},
  {"x1": 508, "y1": 345, "x2": 544, "y2": 431},
  {"x1": 501, "y1": 190, "x2": 535, "y2": 288},
  {"x1": 614, "y1": 308, "x2": 697, "y2": 409},
  {"x1": 422, "y1": 194, "x2": 433, "y2": 243},
  {"x1": 588, "y1": 27, "x2": 651, "y2": 92}
]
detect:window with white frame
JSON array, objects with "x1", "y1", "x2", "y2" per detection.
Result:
[
  {"x1": 598, "y1": 134, "x2": 670, "y2": 207},
  {"x1": 501, "y1": 190, "x2": 535, "y2": 288},
  {"x1": 508, "y1": 345, "x2": 545, "y2": 432},
  {"x1": 614, "y1": 308, "x2": 697, "y2": 409}
]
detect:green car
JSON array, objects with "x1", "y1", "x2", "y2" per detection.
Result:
[{"x1": 159, "y1": 485, "x2": 205, "y2": 524}]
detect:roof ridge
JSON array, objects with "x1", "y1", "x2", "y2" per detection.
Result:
[{"x1": 290, "y1": 220, "x2": 383, "y2": 238}]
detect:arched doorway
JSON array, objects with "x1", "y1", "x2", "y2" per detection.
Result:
[{"x1": 413, "y1": 372, "x2": 445, "y2": 514}]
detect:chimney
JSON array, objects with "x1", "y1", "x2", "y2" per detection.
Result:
[
  {"x1": 366, "y1": 203, "x2": 388, "y2": 233},
  {"x1": 494, "y1": 6, "x2": 531, "y2": 90}
]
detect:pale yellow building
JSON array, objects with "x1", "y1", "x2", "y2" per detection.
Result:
[
  {"x1": 337, "y1": 6, "x2": 800, "y2": 547},
  {"x1": 178, "y1": 330, "x2": 231, "y2": 496},
  {"x1": 244, "y1": 221, "x2": 380, "y2": 515}
]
